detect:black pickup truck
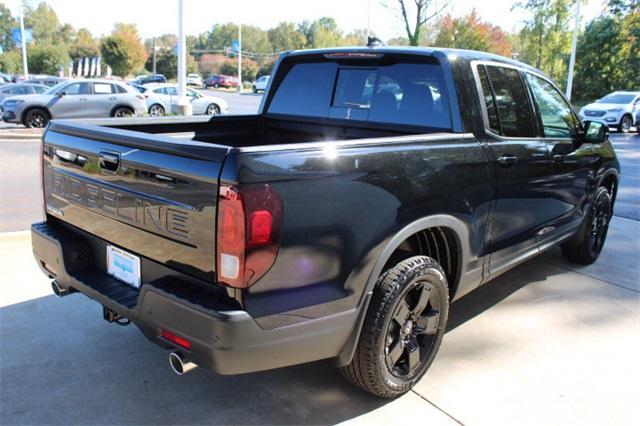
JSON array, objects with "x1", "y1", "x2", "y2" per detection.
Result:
[{"x1": 32, "y1": 45, "x2": 619, "y2": 398}]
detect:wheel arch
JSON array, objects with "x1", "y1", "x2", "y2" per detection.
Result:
[
  {"x1": 337, "y1": 214, "x2": 470, "y2": 366},
  {"x1": 20, "y1": 104, "x2": 51, "y2": 124},
  {"x1": 598, "y1": 169, "x2": 619, "y2": 205}
]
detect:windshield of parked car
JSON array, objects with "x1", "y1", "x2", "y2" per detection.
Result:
[
  {"x1": 268, "y1": 59, "x2": 452, "y2": 129},
  {"x1": 597, "y1": 94, "x2": 636, "y2": 104}
]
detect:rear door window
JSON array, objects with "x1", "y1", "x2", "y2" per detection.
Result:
[
  {"x1": 93, "y1": 83, "x2": 113, "y2": 94},
  {"x1": 269, "y1": 61, "x2": 451, "y2": 129},
  {"x1": 483, "y1": 65, "x2": 535, "y2": 137}
]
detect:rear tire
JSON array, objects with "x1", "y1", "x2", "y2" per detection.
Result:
[
  {"x1": 341, "y1": 256, "x2": 449, "y2": 399},
  {"x1": 213, "y1": 83, "x2": 220, "y2": 89},
  {"x1": 23, "y1": 108, "x2": 49, "y2": 128},
  {"x1": 112, "y1": 107, "x2": 134, "y2": 118},
  {"x1": 148, "y1": 104, "x2": 165, "y2": 116},
  {"x1": 252, "y1": 85, "x2": 257, "y2": 93},
  {"x1": 205, "y1": 104, "x2": 220, "y2": 116},
  {"x1": 561, "y1": 187, "x2": 612, "y2": 265}
]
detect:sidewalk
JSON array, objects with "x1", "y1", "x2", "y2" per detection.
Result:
[{"x1": 1, "y1": 216, "x2": 638, "y2": 425}]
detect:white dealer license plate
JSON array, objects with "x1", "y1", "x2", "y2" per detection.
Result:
[{"x1": 106, "y1": 245, "x2": 141, "y2": 288}]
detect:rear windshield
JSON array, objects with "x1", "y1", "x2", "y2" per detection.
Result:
[{"x1": 268, "y1": 61, "x2": 452, "y2": 129}]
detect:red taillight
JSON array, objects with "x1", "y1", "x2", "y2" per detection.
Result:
[
  {"x1": 216, "y1": 184, "x2": 283, "y2": 288},
  {"x1": 161, "y1": 329, "x2": 191, "y2": 350}
]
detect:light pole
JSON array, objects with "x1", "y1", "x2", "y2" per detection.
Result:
[
  {"x1": 566, "y1": 0, "x2": 581, "y2": 100},
  {"x1": 19, "y1": 0, "x2": 28, "y2": 79},
  {"x1": 237, "y1": 23, "x2": 242, "y2": 92},
  {"x1": 176, "y1": 0, "x2": 192, "y2": 115},
  {"x1": 152, "y1": 37, "x2": 157, "y2": 75}
]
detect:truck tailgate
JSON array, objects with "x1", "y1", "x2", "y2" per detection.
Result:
[{"x1": 42, "y1": 122, "x2": 228, "y2": 283}]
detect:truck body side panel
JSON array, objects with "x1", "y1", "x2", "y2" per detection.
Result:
[{"x1": 221, "y1": 134, "x2": 493, "y2": 328}]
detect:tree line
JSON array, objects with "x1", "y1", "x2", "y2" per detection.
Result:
[{"x1": 0, "y1": 0, "x2": 637, "y2": 103}]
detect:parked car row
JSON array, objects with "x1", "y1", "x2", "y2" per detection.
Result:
[{"x1": 1, "y1": 79, "x2": 147, "y2": 127}]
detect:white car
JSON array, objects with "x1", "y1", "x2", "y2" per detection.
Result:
[
  {"x1": 252, "y1": 75, "x2": 270, "y2": 93},
  {"x1": 143, "y1": 84, "x2": 228, "y2": 116},
  {"x1": 579, "y1": 91, "x2": 640, "y2": 133},
  {"x1": 186, "y1": 74, "x2": 203, "y2": 87}
]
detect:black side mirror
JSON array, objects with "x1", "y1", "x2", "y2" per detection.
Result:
[
  {"x1": 583, "y1": 121, "x2": 607, "y2": 144},
  {"x1": 57, "y1": 91, "x2": 66, "y2": 97}
]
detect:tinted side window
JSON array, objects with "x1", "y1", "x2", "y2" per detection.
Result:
[
  {"x1": 485, "y1": 66, "x2": 535, "y2": 137},
  {"x1": 62, "y1": 82, "x2": 92, "y2": 95},
  {"x1": 114, "y1": 84, "x2": 127, "y2": 94},
  {"x1": 478, "y1": 66, "x2": 501, "y2": 135},
  {"x1": 33, "y1": 86, "x2": 47, "y2": 94},
  {"x1": 525, "y1": 73, "x2": 578, "y2": 138},
  {"x1": 269, "y1": 62, "x2": 337, "y2": 118}
]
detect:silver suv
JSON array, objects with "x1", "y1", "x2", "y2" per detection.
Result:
[{"x1": 1, "y1": 79, "x2": 147, "y2": 128}]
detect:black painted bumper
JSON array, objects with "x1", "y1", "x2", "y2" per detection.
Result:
[{"x1": 31, "y1": 220, "x2": 355, "y2": 374}]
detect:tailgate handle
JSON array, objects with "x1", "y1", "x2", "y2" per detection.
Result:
[{"x1": 99, "y1": 151, "x2": 120, "y2": 173}]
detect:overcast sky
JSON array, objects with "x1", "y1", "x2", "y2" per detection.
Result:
[{"x1": 5, "y1": 0, "x2": 607, "y2": 41}]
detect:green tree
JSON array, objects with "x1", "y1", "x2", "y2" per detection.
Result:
[
  {"x1": 144, "y1": 49, "x2": 196, "y2": 79},
  {"x1": 268, "y1": 22, "x2": 307, "y2": 52},
  {"x1": 69, "y1": 28, "x2": 99, "y2": 60},
  {"x1": 0, "y1": 49, "x2": 22, "y2": 73},
  {"x1": 24, "y1": 2, "x2": 60, "y2": 45},
  {"x1": 298, "y1": 17, "x2": 343, "y2": 48},
  {"x1": 58, "y1": 23, "x2": 75, "y2": 45},
  {"x1": 573, "y1": 2, "x2": 640, "y2": 103},
  {"x1": 0, "y1": 3, "x2": 17, "y2": 53},
  {"x1": 515, "y1": 0, "x2": 572, "y2": 82},
  {"x1": 28, "y1": 43, "x2": 69, "y2": 74},
  {"x1": 100, "y1": 23, "x2": 147, "y2": 77},
  {"x1": 241, "y1": 25, "x2": 271, "y2": 54}
]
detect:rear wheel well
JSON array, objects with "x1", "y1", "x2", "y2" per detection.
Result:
[
  {"x1": 601, "y1": 174, "x2": 617, "y2": 204},
  {"x1": 382, "y1": 226, "x2": 460, "y2": 299}
]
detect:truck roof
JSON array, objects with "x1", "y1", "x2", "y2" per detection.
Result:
[{"x1": 285, "y1": 45, "x2": 544, "y2": 77}]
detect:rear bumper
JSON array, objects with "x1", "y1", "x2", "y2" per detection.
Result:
[{"x1": 31, "y1": 220, "x2": 356, "y2": 374}]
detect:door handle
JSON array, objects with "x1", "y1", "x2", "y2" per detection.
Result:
[
  {"x1": 497, "y1": 154, "x2": 518, "y2": 167},
  {"x1": 108, "y1": 96, "x2": 117, "y2": 101},
  {"x1": 553, "y1": 154, "x2": 565, "y2": 163},
  {"x1": 99, "y1": 151, "x2": 120, "y2": 173},
  {"x1": 79, "y1": 97, "x2": 88, "y2": 102}
]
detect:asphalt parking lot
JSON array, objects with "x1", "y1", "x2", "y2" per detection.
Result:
[{"x1": 0, "y1": 129, "x2": 638, "y2": 425}]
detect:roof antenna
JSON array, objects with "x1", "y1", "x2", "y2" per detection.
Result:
[{"x1": 366, "y1": 36, "x2": 385, "y2": 48}]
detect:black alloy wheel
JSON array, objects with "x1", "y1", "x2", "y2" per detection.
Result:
[
  {"x1": 341, "y1": 256, "x2": 449, "y2": 398},
  {"x1": 24, "y1": 109, "x2": 49, "y2": 128},
  {"x1": 562, "y1": 186, "x2": 612, "y2": 265},
  {"x1": 385, "y1": 278, "x2": 442, "y2": 378}
]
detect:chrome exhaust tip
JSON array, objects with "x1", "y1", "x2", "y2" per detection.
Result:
[
  {"x1": 51, "y1": 281, "x2": 74, "y2": 297},
  {"x1": 169, "y1": 352, "x2": 198, "y2": 375}
]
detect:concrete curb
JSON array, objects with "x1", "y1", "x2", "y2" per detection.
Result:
[{"x1": 0, "y1": 132, "x2": 42, "y2": 140}]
